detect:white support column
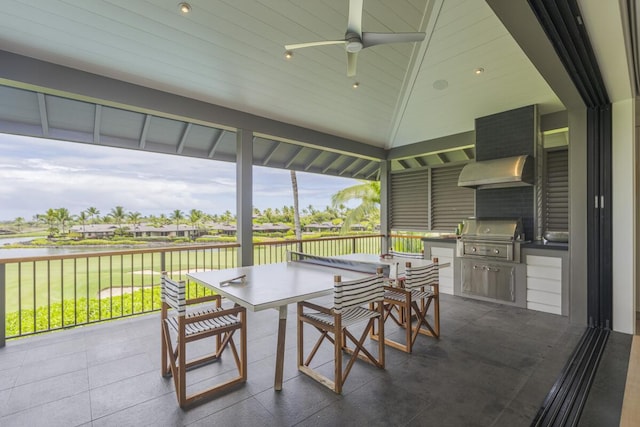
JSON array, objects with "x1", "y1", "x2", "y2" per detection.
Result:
[
  {"x1": 379, "y1": 160, "x2": 390, "y2": 253},
  {"x1": 612, "y1": 98, "x2": 635, "y2": 334},
  {"x1": 237, "y1": 129, "x2": 253, "y2": 267}
]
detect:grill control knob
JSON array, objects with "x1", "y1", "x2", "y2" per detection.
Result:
[
  {"x1": 494, "y1": 249, "x2": 499, "y2": 254},
  {"x1": 471, "y1": 247, "x2": 477, "y2": 252}
]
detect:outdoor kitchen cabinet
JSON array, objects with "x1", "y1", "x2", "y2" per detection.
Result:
[
  {"x1": 422, "y1": 238, "x2": 455, "y2": 295},
  {"x1": 461, "y1": 261, "x2": 516, "y2": 302},
  {"x1": 523, "y1": 247, "x2": 569, "y2": 315}
]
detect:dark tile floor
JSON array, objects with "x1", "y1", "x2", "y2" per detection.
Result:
[{"x1": 0, "y1": 294, "x2": 626, "y2": 427}]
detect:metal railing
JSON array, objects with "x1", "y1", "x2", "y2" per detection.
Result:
[
  {"x1": 253, "y1": 234, "x2": 382, "y2": 265},
  {"x1": 389, "y1": 234, "x2": 425, "y2": 253},
  {"x1": 0, "y1": 234, "x2": 423, "y2": 344},
  {"x1": 0, "y1": 243, "x2": 239, "y2": 343}
]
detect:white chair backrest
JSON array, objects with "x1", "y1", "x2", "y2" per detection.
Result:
[
  {"x1": 161, "y1": 273, "x2": 186, "y2": 315},
  {"x1": 333, "y1": 273, "x2": 384, "y2": 313},
  {"x1": 389, "y1": 249, "x2": 424, "y2": 260},
  {"x1": 404, "y1": 260, "x2": 439, "y2": 291}
]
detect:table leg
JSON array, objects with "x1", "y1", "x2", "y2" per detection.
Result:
[{"x1": 274, "y1": 305, "x2": 288, "y2": 391}]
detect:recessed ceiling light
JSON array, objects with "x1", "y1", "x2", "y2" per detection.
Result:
[
  {"x1": 284, "y1": 50, "x2": 293, "y2": 59},
  {"x1": 178, "y1": 2, "x2": 191, "y2": 14},
  {"x1": 352, "y1": 82, "x2": 360, "y2": 89},
  {"x1": 474, "y1": 67, "x2": 485, "y2": 75}
]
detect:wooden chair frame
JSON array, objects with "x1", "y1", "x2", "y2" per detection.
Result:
[
  {"x1": 297, "y1": 271, "x2": 385, "y2": 394},
  {"x1": 371, "y1": 259, "x2": 440, "y2": 353},
  {"x1": 160, "y1": 273, "x2": 247, "y2": 408}
]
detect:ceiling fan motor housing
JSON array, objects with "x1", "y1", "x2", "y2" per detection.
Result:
[{"x1": 345, "y1": 32, "x2": 363, "y2": 52}]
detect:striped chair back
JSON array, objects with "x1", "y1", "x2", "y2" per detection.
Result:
[
  {"x1": 403, "y1": 260, "x2": 439, "y2": 291},
  {"x1": 161, "y1": 273, "x2": 186, "y2": 315},
  {"x1": 389, "y1": 249, "x2": 424, "y2": 259},
  {"x1": 333, "y1": 272, "x2": 384, "y2": 314}
]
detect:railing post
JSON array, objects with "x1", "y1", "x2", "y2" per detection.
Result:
[
  {"x1": 352, "y1": 237, "x2": 356, "y2": 254},
  {"x1": 0, "y1": 263, "x2": 5, "y2": 347},
  {"x1": 160, "y1": 252, "x2": 166, "y2": 274}
]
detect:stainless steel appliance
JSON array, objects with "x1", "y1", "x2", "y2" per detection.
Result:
[
  {"x1": 456, "y1": 218, "x2": 525, "y2": 262},
  {"x1": 456, "y1": 218, "x2": 526, "y2": 303},
  {"x1": 457, "y1": 155, "x2": 535, "y2": 189}
]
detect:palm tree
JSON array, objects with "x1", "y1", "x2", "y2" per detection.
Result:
[
  {"x1": 263, "y1": 208, "x2": 274, "y2": 223},
  {"x1": 221, "y1": 210, "x2": 234, "y2": 223},
  {"x1": 109, "y1": 206, "x2": 126, "y2": 230},
  {"x1": 170, "y1": 209, "x2": 185, "y2": 233},
  {"x1": 188, "y1": 209, "x2": 204, "y2": 238},
  {"x1": 13, "y1": 217, "x2": 25, "y2": 233},
  {"x1": 128, "y1": 211, "x2": 142, "y2": 224},
  {"x1": 86, "y1": 207, "x2": 100, "y2": 224},
  {"x1": 40, "y1": 208, "x2": 59, "y2": 236},
  {"x1": 158, "y1": 213, "x2": 170, "y2": 226},
  {"x1": 331, "y1": 181, "x2": 380, "y2": 233},
  {"x1": 76, "y1": 211, "x2": 89, "y2": 232},
  {"x1": 56, "y1": 208, "x2": 72, "y2": 235},
  {"x1": 148, "y1": 215, "x2": 162, "y2": 228},
  {"x1": 127, "y1": 211, "x2": 143, "y2": 229},
  {"x1": 290, "y1": 170, "x2": 302, "y2": 241}
]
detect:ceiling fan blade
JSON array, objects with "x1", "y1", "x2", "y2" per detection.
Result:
[
  {"x1": 285, "y1": 40, "x2": 346, "y2": 50},
  {"x1": 347, "y1": 52, "x2": 358, "y2": 77},
  {"x1": 361, "y1": 32, "x2": 426, "y2": 48},
  {"x1": 347, "y1": 0, "x2": 363, "y2": 36}
]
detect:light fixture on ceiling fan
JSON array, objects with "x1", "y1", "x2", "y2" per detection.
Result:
[{"x1": 284, "y1": 0, "x2": 426, "y2": 77}]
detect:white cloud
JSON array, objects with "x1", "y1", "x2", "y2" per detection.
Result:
[{"x1": 0, "y1": 134, "x2": 361, "y2": 220}]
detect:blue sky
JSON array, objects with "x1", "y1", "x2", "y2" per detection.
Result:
[{"x1": 0, "y1": 133, "x2": 362, "y2": 221}]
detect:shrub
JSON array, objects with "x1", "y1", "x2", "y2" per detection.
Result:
[
  {"x1": 170, "y1": 237, "x2": 191, "y2": 244},
  {"x1": 5, "y1": 282, "x2": 212, "y2": 337}
]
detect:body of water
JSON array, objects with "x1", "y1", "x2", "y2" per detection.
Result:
[{"x1": 0, "y1": 237, "x2": 118, "y2": 259}]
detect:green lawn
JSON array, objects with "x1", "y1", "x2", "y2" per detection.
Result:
[{"x1": 2, "y1": 235, "x2": 391, "y2": 337}]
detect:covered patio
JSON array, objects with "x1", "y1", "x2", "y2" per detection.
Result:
[
  {"x1": 3, "y1": 293, "x2": 625, "y2": 426},
  {"x1": 0, "y1": 0, "x2": 639, "y2": 424}
]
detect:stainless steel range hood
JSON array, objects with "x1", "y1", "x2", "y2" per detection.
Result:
[{"x1": 458, "y1": 155, "x2": 534, "y2": 189}]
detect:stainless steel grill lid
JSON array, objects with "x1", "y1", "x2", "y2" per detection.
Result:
[{"x1": 459, "y1": 218, "x2": 523, "y2": 241}]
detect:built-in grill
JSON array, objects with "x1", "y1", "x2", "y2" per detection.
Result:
[
  {"x1": 456, "y1": 218, "x2": 527, "y2": 304},
  {"x1": 456, "y1": 218, "x2": 525, "y2": 263}
]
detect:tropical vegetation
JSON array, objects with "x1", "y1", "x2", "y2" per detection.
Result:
[{"x1": 1, "y1": 179, "x2": 382, "y2": 243}]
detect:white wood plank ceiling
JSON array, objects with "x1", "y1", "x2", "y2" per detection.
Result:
[{"x1": 0, "y1": 0, "x2": 565, "y2": 176}]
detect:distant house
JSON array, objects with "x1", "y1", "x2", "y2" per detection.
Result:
[
  {"x1": 253, "y1": 223, "x2": 291, "y2": 233},
  {"x1": 70, "y1": 223, "x2": 199, "y2": 239},
  {"x1": 206, "y1": 223, "x2": 291, "y2": 236},
  {"x1": 210, "y1": 223, "x2": 237, "y2": 236},
  {"x1": 303, "y1": 222, "x2": 340, "y2": 232}
]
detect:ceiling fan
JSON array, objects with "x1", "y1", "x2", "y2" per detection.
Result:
[{"x1": 284, "y1": 0, "x2": 426, "y2": 77}]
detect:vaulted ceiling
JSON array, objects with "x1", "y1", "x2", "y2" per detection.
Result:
[{"x1": 0, "y1": 0, "x2": 625, "y2": 179}]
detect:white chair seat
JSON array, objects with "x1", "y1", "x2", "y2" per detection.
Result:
[
  {"x1": 372, "y1": 260, "x2": 440, "y2": 353},
  {"x1": 384, "y1": 288, "x2": 434, "y2": 303},
  {"x1": 303, "y1": 306, "x2": 380, "y2": 328},
  {"x1": 161, "y1": 272, "x2": 247, "y2": 408},
  {"x1": 166, "y1": 307, "x2": 241, "y2": 336}
]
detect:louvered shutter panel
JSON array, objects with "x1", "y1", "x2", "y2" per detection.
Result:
[
  {"x1": 390, "y1": 169, "x2": 429, "y2": 230},
  {"x1": 431, "y1": 165, "x2": 475, "y2": 231},
  {"x1": 544, "y1": 149, "x2": 568, "y2": 231}
]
